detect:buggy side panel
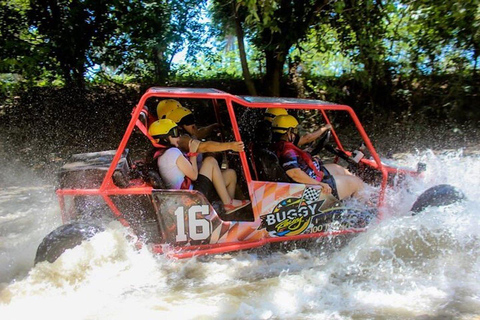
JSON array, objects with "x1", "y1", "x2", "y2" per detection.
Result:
[
  {"x1": 151, "y1": 190, "x2": 264, "y2": 246},
  {"x1": 251, "y1": 181, "x2": 367, "y2": 237},
  {"x1": 60, "y1": 194, "x2": 161, "y2": 243},
  {"x1": 110, "y1": 195, "x2": 160, "y2": 243}
]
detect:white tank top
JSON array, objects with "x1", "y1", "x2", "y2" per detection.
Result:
[{"x1": 157, "y1": 148, "x2": 190, "y2": 189}]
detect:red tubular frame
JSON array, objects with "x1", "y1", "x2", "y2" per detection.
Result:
[
  {"x1": 150, "y1": 228, "x2": 365, "y2": 259},
  {"x1": 56, "y1": 87, "x2": 419, "y2": 258}
]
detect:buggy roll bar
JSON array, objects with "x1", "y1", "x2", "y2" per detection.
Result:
[{"x1": 58, "y1": 87, "x2": 418, "y2": 214}]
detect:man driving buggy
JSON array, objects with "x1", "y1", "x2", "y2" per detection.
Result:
[
  {"x1": 270, "y1": 114, "x2": 365, "y2": 200},
  {"x1": 264, "y1": 108, "x2": 333, "y2": 148}
]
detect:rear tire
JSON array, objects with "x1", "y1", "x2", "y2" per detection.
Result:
[{"x1": 34, "y1": 222, "x2": 104, "y2": 264}]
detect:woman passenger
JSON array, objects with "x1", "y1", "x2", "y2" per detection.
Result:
[{"x1": 148, "y1": 119, "x2": 250, "y2": 214}]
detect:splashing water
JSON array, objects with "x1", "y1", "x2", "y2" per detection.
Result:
[{"x1": 0, "y1": 149, "x2": 479, "y2": 319}]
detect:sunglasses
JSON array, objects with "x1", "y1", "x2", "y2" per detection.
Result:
[
  {"x1": 179, "y1": 114, "x2": 195, "y2": 126},
  {"x1": 152, "y1": 126, "x2": 180, "y2": 140},
  {"x1": 168, "y1": 127, "x2": 180, "y2": 137},
  {"x1": 264, "y1": 112, "x2": 276, "y2": 120}
]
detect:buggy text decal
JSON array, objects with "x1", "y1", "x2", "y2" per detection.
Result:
[{"x1": 259, "y1": 197, "x2": 325, "y2": 236}]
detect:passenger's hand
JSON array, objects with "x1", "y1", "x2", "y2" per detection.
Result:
[
  {"x1": 319, "y1": 182, "x2": 332, "y2": 194},
  {"x1": 229, "y1": 141, "x2": 245, "y2": 152}
]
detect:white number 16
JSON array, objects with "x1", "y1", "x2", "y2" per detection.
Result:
[{"x1": 174, "y1": 205, "x2": 211, "y2": 242}]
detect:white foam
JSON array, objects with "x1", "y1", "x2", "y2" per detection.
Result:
[{"x1": 1, "y1": 150, "x2": 479, "y2": 319}]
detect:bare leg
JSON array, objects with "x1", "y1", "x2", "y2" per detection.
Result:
[
  {"x1": 331, "y1": 174, "x2": 364, "y2": 200},
  {"x1": 199, "y1": 157, "x2": 232, "y2": 204},
  {"x1": 221, "y1": 168, "x2": 237, "y2": 198},
  {"x1": 324, "y1": 163, "x2": 353, "y2": 176}
]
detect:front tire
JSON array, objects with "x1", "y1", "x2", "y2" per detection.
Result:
[
  {"x1": 410, "y1": 184, "x2": 465, "y2": 215},
  {"x1": 34, "y1": 222, "x2": 104, "y2": 264}
]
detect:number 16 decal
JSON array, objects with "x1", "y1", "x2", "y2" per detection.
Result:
[{"x1": 174, "y1": 205, "x2": 211, "y2": 242}]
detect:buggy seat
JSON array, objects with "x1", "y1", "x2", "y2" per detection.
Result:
[{"x1": 249, "y1": 143, "x2": 290, "y2": 182}]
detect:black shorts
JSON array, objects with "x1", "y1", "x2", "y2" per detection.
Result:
[
  {"x1": 320, "y1": 167, "x2": 339, "y2": 199},
  {"x1": 193, "y1": 174, "x2": 220, "y2": 203}
]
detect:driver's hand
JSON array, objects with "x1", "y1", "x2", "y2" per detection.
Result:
[
  {"x1": 319, "y1": 182, "x2": 332, "y2": 194},
  {"x1": 323, "y1": 124, "x2": 333, "y2": 131}
]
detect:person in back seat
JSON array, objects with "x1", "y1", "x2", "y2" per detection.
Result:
[
  {"x1": 271, "y1": 115, "x2": 365, "y2": 201},
  {"x1": 161, "y1": 100, "x2": 220, "y2": 140},
  {"x1": 165, "y1": 103, "x2": 245, "y2": 194},
  {"x1": 159, "y1": 100, "x2": 238, "y2": 155},
  {"x1": 157, "y1": 99, "x2": 183, "y2": 120},
  {"x1": 148, "y1": 119, "x2": 250, "y2": 214}
]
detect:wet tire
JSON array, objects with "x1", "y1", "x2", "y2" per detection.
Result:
[
  {"x1": 34, "y1": 222, "x2": 104, "y2": 264},
  {"x1": 410, "y1": 184, "x2": 466, "y2": 215}
]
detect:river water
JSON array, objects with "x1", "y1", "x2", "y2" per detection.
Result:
[{"x1": 0, "y1": 149, "x2": 479, "y2": 319}]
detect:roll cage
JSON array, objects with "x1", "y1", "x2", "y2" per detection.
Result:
[{"x1": 56, "y1": 87, "x2": 420, "y2": 258}]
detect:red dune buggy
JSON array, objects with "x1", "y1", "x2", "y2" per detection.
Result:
[{"x1": 35, "y1": 87, "x2": 463, "y2": 263}]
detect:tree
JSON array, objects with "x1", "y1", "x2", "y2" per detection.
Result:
[
  {"x1": 211, "y1": 0, "x2": 327, "y2": 96},
  {"x1": 211, "y1": 0, "x2": 257, "y2": 95},
  {"x1": 1, "y1": 0, "x2": 28, "y2": 74},
  {"x1": 26, "y1": 0, "x2": 209, "y2": 86},
  {"x1": 92, "y1": 0, "x2": 209, "y2": 84},
  {"x1": 244, "y1": 0, "x2": 328, "y2": 96},
  {"x1": 28, "y1": 0, "x2": 119, "y2": 87},
  {"x1": 96, "y1": 0, "x2": 170, "y2": 83},
  {"x1": 324, "y1": 0, "x2": 394, "y2": 109},
  {"x1": 409, "y1": 0, "x2": 480, "y2": 77},
  {"x1": 0, "y1": 0, "x2": 50, "y2": 90}
]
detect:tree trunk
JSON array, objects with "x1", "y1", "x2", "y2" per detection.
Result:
[
  {"x1": 264, "y1": 49, "x2": 286, "y2": 97},
  {"x1": 233, "y1": 3, "x2": 257, "y2": 96},
  {"x1": 153, "y1": 46, "x2": 169, "y2": 85},
  {"x1": 74, "y1": 62, "x2": 86, "y2": 89},
  {"x1": 288, "y1": 57, "x2": 305, "y2": 98},
  {"x1": 473, "y1": 45, "x2": 479, "y2": 79},
  {"x1": 62, "y1": 68, "x2": 73, "y2": 87}
]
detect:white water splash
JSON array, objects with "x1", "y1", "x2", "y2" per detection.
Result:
[{"x1": 1, "y1": 150, "x2": 479, "y2": 319}]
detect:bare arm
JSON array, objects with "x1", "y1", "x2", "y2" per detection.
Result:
[
  {"x1": 176, "y1": 155, "x2": 198, "y2": 181},
  {"x1": 178, "y1": 134, "x2": 245, "y2": 154},
  {"x1": 286, "y1": 168, "x2": 332, "y2": 194},
  {"x1": 196, "y1": 123, "x2": 220, "y2": 140},
  {"x1": 197, "y1": 141, "x2": 244, "y2": 153},
  {"x1": 297, "y1": 124, "x2": 332, "y2": 147}
]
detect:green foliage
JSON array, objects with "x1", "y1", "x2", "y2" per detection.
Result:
[
  {"x1": 1, "y1": 0, "x2": 209, "y2": 90},
  {"x1": 97, "y1": 0, "x2": 209, "y2": 84},
  {"x1": 408, "y1": 0, "x2": 480, "y2": 75},
  {"x1": 210, "y1": 0, "x2": 327, "y2": 96},
  {"x1": 29, "y1": 0, "x2": 118, "y2": 87},
  {"x1": 0, "y1": 0, "x2": 29, "y2": 74},
  {"x1": 0, "y1": 0, "x2": 56, "y2": 96},
  {"x1": 1, "y1": 0, "x2": 479, "y2": 122},
  {"x1": 174, "y1": 49, "x2": 242, "y2": 79}
]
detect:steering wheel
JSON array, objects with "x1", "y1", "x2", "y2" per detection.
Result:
[
  {"x1": 310, "y1": 129, "x2": 332, "y2": 155},
  {"x1": 310, "y1": 129, "x2": 361, "y2": 165}
]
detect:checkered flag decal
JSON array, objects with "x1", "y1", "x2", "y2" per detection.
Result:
[{"x1": 302, "y1": 186, "x2": 321, "y2": 202}]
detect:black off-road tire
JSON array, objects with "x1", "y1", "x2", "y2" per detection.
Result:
[
  {"x1": 34, "y1": 222, "x2": 104, "y2": 264},
  {"x1": 410, "y1": 184, "x2": 466, "y2": 215}
]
